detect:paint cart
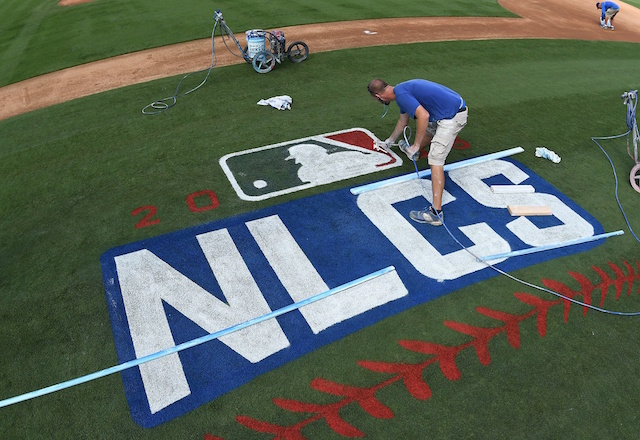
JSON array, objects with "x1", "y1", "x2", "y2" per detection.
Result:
[
  {"x1": 623, "y1": 90, "x2": 640, "y2": 193},
  {"x1": 244, "y1": 29, "x2": 309, "y2": 73},
  {"x1": 214, "y1": 10, "x2": 309, "y2": 74}
]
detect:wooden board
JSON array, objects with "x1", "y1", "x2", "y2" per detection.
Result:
[{"x1": 507, "y1": 205, "x2": 553, "y2": 216}]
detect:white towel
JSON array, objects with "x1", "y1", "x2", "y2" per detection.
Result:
[
  {"x1": 535, "y1": 146, "x2": 561, "y2": 163},
  {"x1": 257, "y1": 95, "x2": 292, "y2": 110}
]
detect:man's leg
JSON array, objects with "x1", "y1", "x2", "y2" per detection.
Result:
[
  {"x1": 418, "y1": 130, "x2": 434, "y2": 157},
  {"x1": 610, "y1": 9, "x2": 618, "y2": 28},
  {"x1": 430, "y1": 164, "x2": 445, "y2": 211},
  {"x1": 408, "y1": 163, "x2": 446, "y2": 226},
  {"x1": 606, "y1": 8, "x2": 618, "y2": 29},
  {"x1": 409, "y1": 109, "x2": 466, "y2": 225}
]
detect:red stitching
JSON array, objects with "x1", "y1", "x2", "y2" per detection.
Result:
[{"x1": 208, "y1": 260, "x2": 640, "y2": 439}]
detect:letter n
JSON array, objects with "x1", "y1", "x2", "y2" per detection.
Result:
[{"x1": 113, "y1": 229, "x2": 290, "y2": 414}]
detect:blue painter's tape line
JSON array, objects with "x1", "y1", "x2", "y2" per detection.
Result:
[
  {"x1": 350, "y1": 147, "x2": 525, "y2": 195},
  {"x1": 0, "y1": 266, "x2": 396, "y2": 409},
  {"x1": 479, "y1": 231, "x2": 624, "y2": 262}
]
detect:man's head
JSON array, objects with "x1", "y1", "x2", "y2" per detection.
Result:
[
  {"x1": 596, "y1": 2, "x2": 601, "y2": 9},
  {"x1": 367, "y1": 79, "x2": 391, "y2": 105}
]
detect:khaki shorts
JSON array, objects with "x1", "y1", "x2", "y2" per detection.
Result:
[
  {"x1": 605, "y1": 7, "x2": 619, "y2": 18},
  {"x1": 426, "y1": 108, "x2": 468, "y2": 166}
]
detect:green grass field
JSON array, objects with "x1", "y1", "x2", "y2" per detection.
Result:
[{"x1": 1, "y1": 1, "x2": 640, "y2": 439}]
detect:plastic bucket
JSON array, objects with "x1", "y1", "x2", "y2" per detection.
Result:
[{"x1": 245, "y1": 30, "x2": 266, "y2": 58}]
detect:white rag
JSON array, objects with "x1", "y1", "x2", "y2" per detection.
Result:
[
  {"x1": 535, "y1": 146, "x2": 561, "y2": 163},
  {"x1": 257, "y1": 95, "x2": 292, "y2": 110}
]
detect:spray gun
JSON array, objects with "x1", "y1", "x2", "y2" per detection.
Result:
[{"x1": 621, "y1": 90, "x2": 637, "y2": 101}]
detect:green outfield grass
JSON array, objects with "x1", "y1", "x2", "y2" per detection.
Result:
[
  {"x1": 0, "y1": 0, "x2": 514, "y2": 87},
  {"x1": 1, "y1": 33, "x2": 640, "y2": 438}
]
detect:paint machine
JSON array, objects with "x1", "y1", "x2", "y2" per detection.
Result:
[
  {"x1": 621, "y1": 90, "x2": 640, "y2": 192},
  {"x1": 214, "y1": 9, "x2": 309, "y2": 73}
]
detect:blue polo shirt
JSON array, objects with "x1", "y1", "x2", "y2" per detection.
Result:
[
  {"x1": 600, "y1": 1, "x2": 619, "y2": 19},
  {"x1": 394, "y1": 79, "x2": 464, "y2": 122}
]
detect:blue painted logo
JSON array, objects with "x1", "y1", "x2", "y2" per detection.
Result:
[{"x1": 100, "y1": 154, "x2": 603, "y2": 428}]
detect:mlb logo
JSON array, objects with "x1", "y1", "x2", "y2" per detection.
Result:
[{"x1": 220, "y1": 128, "x2": 402, "y2": 201}]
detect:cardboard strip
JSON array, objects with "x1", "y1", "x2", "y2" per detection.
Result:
[
  {"x1": 491, "y1": 184, "x2": 535, "y2": 194},
  {"x1": 350, "y1": 147, "x2": 525, "y2": 195},
  {"x1": 479, "y1": 230, "x2": 625, "y2": 261}
]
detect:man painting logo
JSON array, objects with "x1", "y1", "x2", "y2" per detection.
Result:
[{"x1": 220, "y1": 128, "x2": 402, "y2": 201}]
